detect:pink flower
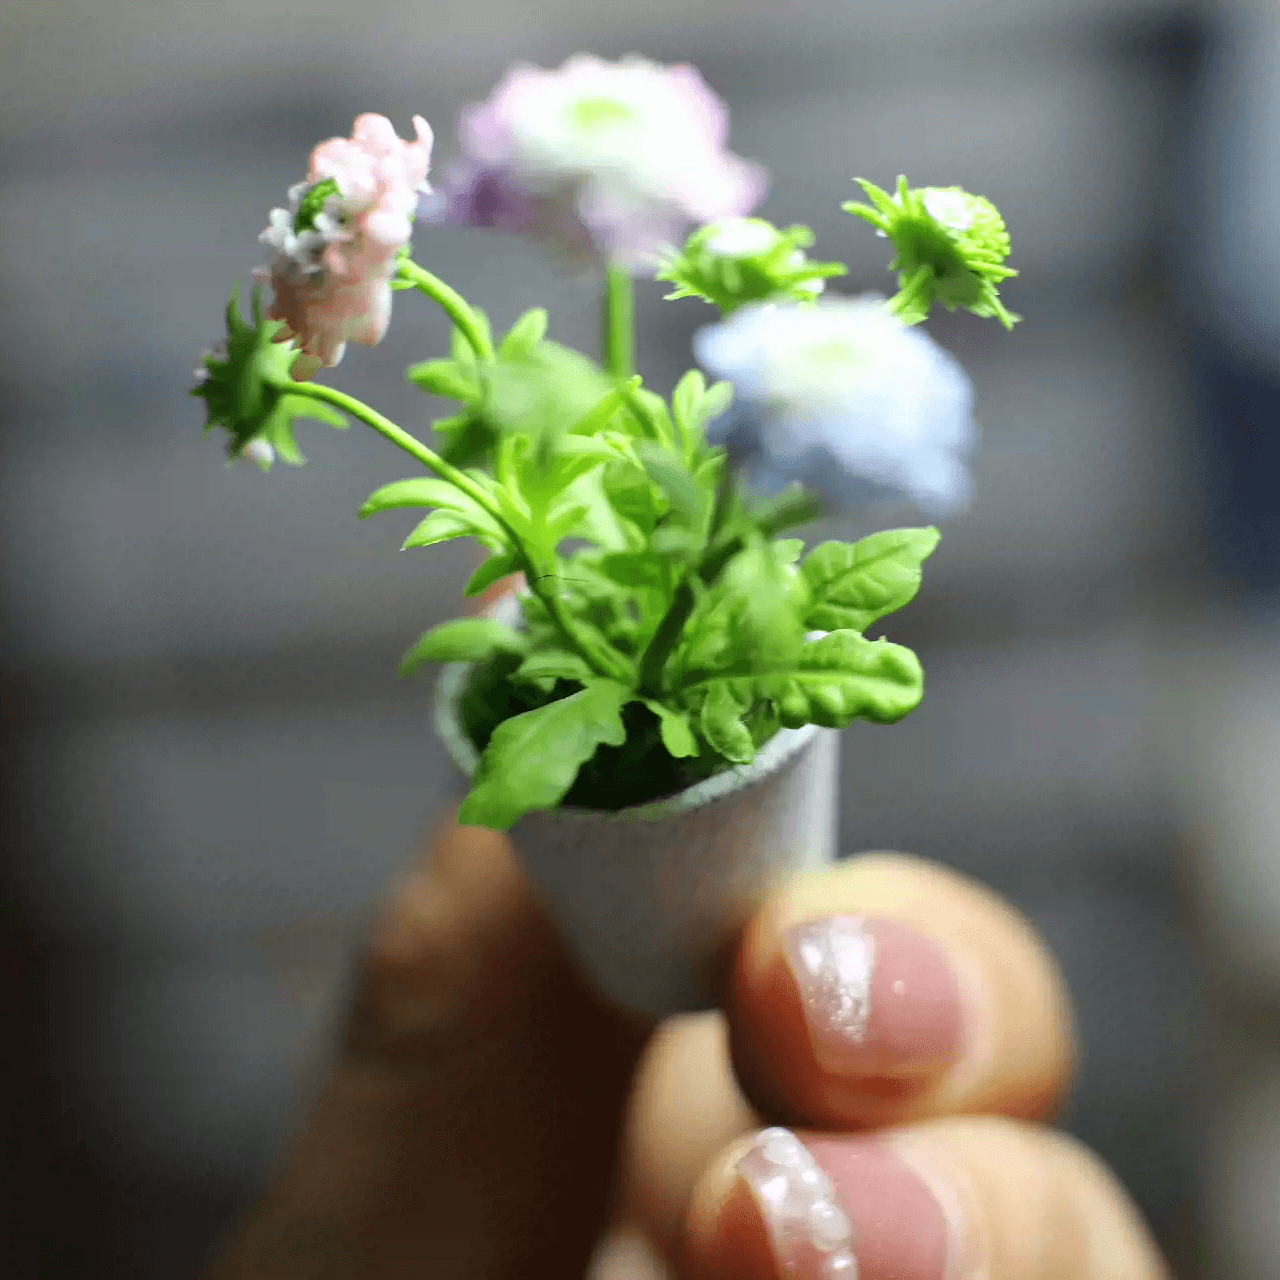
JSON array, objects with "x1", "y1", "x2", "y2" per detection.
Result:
[
  {"x1": 257, "y1": 114, "x2": 433, "y2": 378},
  {"x1": 437, "y1": 55, "x2": 765, "y2": 270}
]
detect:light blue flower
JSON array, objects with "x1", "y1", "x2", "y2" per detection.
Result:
[{"x1": 693, "y1": 297, "x2": 975, "y2": 515}]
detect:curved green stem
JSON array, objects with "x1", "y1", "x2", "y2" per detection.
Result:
[
  {"x1": 397, "y1": 259, "x2": 494, "y2": 360},
  {"x1": 286, "y1": 379, "x2": 626, "y2": 682},
  {"x1": 602, "y1": 265, "x2": 634, "y2": 380}
]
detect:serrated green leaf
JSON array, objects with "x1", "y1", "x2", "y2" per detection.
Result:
[
  {"x1": 636, "y1": 442, "x2": 703, "y2": 527},
  {"x1": 802, "y1": 528, "x2": 940, "y2": 632},
  {"x1": 671, "y1": 369, "x2": 709, "y2": 438},
  {"x1": 406, "y1": 358, "x2": 482, "y2": 402},
  {"x1": 774, "y1": 538, "x2": 805, "y2": 566},
  {"x1": 359, "y1": 477, "x2": 507, "y2": 548},
  {"x1": 569, "y1": 378, "x2": 639, "y2": 436},
  {"x1": 498, "y1": 307, "x2": 549, "y2": 358},
  {"x1": 698, "y1": 682, "x2": 755, "y2": 764},
  {"x1": 360, "y1": 477, "x2": 474, "y2": 517},
  {"x1": 399, "y1": 618, "x2": 528, "y2": 675},
  {"x1": 402, "y1": 509, "x2": 474, "y2": 549},
  {"x1": 621, "y1": 384, "x2": 676, "y2": 446},
  {"x1": 546, "y1": 502, "x2": 591, "y2": 543},
  {"x1": 463, "y1": 551, "x2": 521, "y2": 599},
  {"x1": 458, "y1": 681, "x2": 630, "y2": 829},
  {"x1": 671, "y1": 370, "x2": 734, "y2": 454},
  {"x1": 749, "y1": 485, "x2": 824, "y2": 537},
  {"x1": 513, "y1": 648, "x2": 595, "y2": 686},
  {"x1": 685, "y1": 630, "x2": 923, "y2": 729},
  {"x1": 599, "y1": 551, "x2": 666, "y2": 590},
  {"x1": 640, "y1": 698, "x2": 699, "y2": 758}
]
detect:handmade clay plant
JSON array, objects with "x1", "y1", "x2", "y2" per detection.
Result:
[{"x1": 191, "y1": 54, "x2": 1017, "y2": 1017}]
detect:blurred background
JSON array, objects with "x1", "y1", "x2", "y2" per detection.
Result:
[{"x1": 5, "y1": 0, "x2": 1280, "y2": 1275}]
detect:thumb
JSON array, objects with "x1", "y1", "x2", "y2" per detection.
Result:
[{"x1": 209, "y1": 818, "x2": 652, "y2": 1279}]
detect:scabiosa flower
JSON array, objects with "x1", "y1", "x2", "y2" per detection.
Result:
[
  {"x1": 257, "y1": 114, "x2": 433, "y2": 379},
  {"x1": 844, "y1": 176, "x2": 1018, "y2": 329},
  {"x1": 437, "y1": 54, "x2": 766, "y2": 270},
  {"x1": 656, "y1": 217, "x2": 846, "y2": 313},
  {"x1": 693, "y1": 298, "x2": 976, "y2": 515}
]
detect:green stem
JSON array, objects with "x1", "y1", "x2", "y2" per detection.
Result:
[
  {"x1": 397, "y1": 259, "x2": 494, "y2": 359},
  {"x1": 636, "y1": 455, "x2": 738, "y2": 697},
  {"x1": 602, "y1": 265, "x2": 634, "y2": 380},
  {"x1": 288, "y1": 380, "x2": 622, "y2": 680}
]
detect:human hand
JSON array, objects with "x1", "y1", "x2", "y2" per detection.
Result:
[{"x1": 209, "y1": 819, "x2": 1170, "y2": 1279}]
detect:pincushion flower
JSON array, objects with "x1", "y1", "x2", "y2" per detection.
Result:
[
  {"x1": 657, "y1": 217, "x2": 847, "y2": 313},
  {"x1": 438, "y1": 54, "x2": 765, "y2": 269},
  {"x1": 257, "y1": 113, "x2": 434, "y2": 379},
  {"x1": 844, "y1": 176, "x2": 1018, "y2": 329},
  {"x1": 694, "y1": 298, "x2": 975, "y2": 515}
]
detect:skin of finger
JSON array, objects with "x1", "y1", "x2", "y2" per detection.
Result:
[
  {"x1": 209, "y1": 819, "x2": 651, "y2": 1280},
  {"x1": 679, "y1": 1116, "x2": 1171, "y2": 1280},
  {"x1": 726, "y1": 853, "x2": 1076, "y2": 1130},
  {"x1": 616, "y1": 1011, "x2": 762, "y2": 1258}
]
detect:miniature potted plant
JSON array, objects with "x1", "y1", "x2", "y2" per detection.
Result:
[{"x1": 191, "y1": 54, "x2": 1017, "y2": 1019}]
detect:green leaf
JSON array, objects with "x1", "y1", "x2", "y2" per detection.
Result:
[
  {"x1": 568, "y1": 378, "x2": 640, "y2": 436},
  {"x1": 399, "y1": 618, "x2": 528, "y2": 675},
  {"x1": 406, "y1": 358, "x2": 481, "y2": 402},
  {"x1": 402, "y1": 509, "x2": 475, "y2": 549},
  {"x1": 671, "y1": 370, "x2": 734, "y2": 453},
  {"x1": 749, "y1": 485, "x2": 824, "y2": 537},
  {"x1": 513, "y1": 649, "x2": 595, "y2": 686},
  {"x1": 687, "y1": 631, "x2": 923, "y2": 729},
  {"x1": 360, "y1": 477, "x2": 475, "y2": 517},
  {"x1": 698, "y1": 682, "x2": 756, "y2": 764},
  {"x1": 640, "y1": 698, "x2": 699, "y2": 759},
  {"x1": 599, "y1": 550, "x2": 666, "y2": 590},
  {"x1": 498, "y1": 307, "x2": 549, "y2": 359},
  {"x1": 774, "y1": 538, "x2": 805, "y2": 566},
  {"x1": 463, "y1": 551, "x2": 520, "y2": 599},
  {"x1": 802, "y1": 528, "x2": 940, "y2": 632},
  {"x1": 359, "y1": 477, "x2": 507, "y2": 549},
  {"x1": 458, "y1": 681, "x2": 630, "y2": 830},
  {"x1": 635, "y1": 442, "x2": 704, "y2": 527}
]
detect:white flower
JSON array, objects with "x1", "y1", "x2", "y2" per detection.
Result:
[
  {"x1": 694, "y1": 298, "x2": 975, "y2": 515},
  {"x1": 703, "y1": 217, "x2": 782, "y2": 259}
]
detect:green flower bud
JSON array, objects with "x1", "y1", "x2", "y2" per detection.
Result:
[
  {"x1": 190, "y1": 285, "x2": 347, "y2": 468},
  {"x1": 844, "y1": 176, "x2": 1019, "y2": 329},
  {"x1": 655, "y1": 217, "x2": 847, "y2": 315}
]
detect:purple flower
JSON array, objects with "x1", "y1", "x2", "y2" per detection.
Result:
[
  {"x1": 694, "y1": 298, "x2": 976, "y2": 516},
  {"x1": 434, "y1": 54, "x2": 765, "y2": 270}
]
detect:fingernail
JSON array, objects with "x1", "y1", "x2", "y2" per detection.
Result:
[
  {"x1": 782, "y1": 916, "x2": 964, "y2": 1077},
  {"x1": 737, "y1": 1127, "x2": 955, "y2": 1279}
]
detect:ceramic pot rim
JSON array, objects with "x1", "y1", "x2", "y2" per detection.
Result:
[{"x1": 433, "y1": 658, "x2": 824, "y2": 825}]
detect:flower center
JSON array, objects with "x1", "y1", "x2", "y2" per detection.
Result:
[
  {"x1": 293, "y1": 178, "x2": 341, "y2": 233},
  {"x1": 567, "y1": 96, "x2": 636, "y2": 131}
]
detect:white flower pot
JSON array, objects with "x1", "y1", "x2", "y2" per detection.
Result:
[{"x1": 434, "y1": 656, "x2": 839, "y2": 1020}]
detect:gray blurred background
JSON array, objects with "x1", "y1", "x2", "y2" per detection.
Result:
[{"x1": 7, "y1": 0, "x2": 1280, "y2": 1275}]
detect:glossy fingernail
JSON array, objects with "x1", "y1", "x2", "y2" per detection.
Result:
[
  {"x1": 782, "y1": 916, "x2": 964, "y2": 1077},
  {"x1": 737, "y1": 1127, "x2": 954, "y2": 1279}
]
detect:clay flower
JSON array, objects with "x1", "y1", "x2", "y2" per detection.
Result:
[
  {"x1": 258, "y1": 114, "x2": 433, "y2": 379},
  {"x1": 656, "y1": 217, "x2": 847, "y2": 313},
  {"x1": 844, "y1": 176, "x2": 1018, "y2": 329},
  {"x1": 438, "y1": 54, "x2": 765, "y2": 269},
  {"x1": 693, "y1": 297, "x2": 976, "y2": 515}
]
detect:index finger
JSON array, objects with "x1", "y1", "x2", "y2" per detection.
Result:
[{"x1": 727, "y1": 852, "x2": 1075, "y2": 1131}]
